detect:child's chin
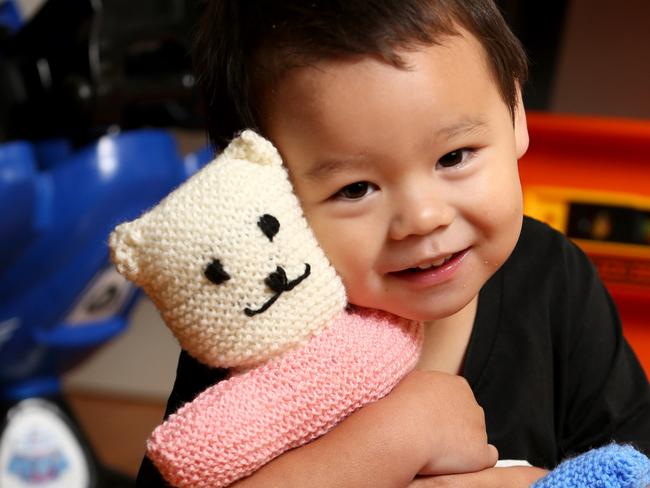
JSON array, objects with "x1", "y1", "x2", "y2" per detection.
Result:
[
  {"x1": 362, "y1": 305, "x2": 441, "y2": 323},
  {"x1": 395, "y1": 297, "x2": 478, "y2": 323}
]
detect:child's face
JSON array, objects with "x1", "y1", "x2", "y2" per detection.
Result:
[{"x1": 261, "y1": 29, "x2": 529, "y2": 321}]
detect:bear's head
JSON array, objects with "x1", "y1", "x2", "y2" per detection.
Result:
[{"x1": 109, "y1": 130, "x2": 347, "y2": 369}]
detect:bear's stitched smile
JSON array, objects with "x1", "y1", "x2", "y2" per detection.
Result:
[{"x1": 244, "y1": 263, "x2": 311, "y2": 317}]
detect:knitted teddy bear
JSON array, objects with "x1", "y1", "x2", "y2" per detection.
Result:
[
  {"x1": 110, "y1": 130, "x2": 650, "y2": 488},
  {"x1": 109, "y1": 130, "x2": 423, "y2": 487}
]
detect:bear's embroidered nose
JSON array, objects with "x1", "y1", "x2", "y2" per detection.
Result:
[
  {"x1": 265, "y1": 266, "x2": 288, "y2": 293},
  {"x1": 245, "y1": 263, "x2": 311, "y2": 317}
]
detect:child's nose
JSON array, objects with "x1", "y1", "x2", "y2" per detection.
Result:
[{"x1": 388, "y1": 185, "x2": 454, "y2": 241}]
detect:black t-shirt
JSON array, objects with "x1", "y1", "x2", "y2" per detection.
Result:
[
  {"x1": 465, "y1": 216, "x2": 650, "y2": 467},
  {"x1": 136, "y1": 216, "x2": 650, "y2": 485}
]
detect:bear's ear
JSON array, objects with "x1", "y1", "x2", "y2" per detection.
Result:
[
  {"x1": 109, "y1": 221, "x2": 144, "y2": 282},
  {"x1": 222, "y1": 130, "x2": 282, "y2": 167}
]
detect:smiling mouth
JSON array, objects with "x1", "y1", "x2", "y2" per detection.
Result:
[
  {"x1": 244, "y1": 263, "x2": 311, "y2": 317},
  {"x1": 391, "y1": 249, "x2": 467, "y2": 275}
]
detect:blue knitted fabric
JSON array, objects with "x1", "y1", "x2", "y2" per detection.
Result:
[{"x1": 533, "y1": 444, "x2": 650, "y2": 488}]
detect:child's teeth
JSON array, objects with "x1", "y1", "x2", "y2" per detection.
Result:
[{"x1": 418, "y1": 255, "x2": 452, "y2": 270}]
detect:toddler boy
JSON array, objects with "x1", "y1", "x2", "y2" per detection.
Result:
[{"x1": 138, "y1": 1, "x2": 650, "y2": 486}]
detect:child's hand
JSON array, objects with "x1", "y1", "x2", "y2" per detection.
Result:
[
  {"x1": 384, "y1": 369, "x2": 498, "y2": 476},
  {"x1": 408, "y1": 466, "x2": 549, "y2": 487},
  {"x1": 231, "y1": 368, "x2": 498, "y2": 488}
]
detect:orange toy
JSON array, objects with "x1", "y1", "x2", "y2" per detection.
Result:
[{"x1": 520, "y1": 112, "x2": 650, "y2": 373}]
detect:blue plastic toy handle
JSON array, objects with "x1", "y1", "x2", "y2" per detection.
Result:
[{"x1": 0, "y1": 129, "x2": 212, "y2": 401}]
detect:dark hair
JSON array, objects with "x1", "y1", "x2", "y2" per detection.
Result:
[{"x1": 193, "y1": 0, "x2": 528, "y2": 149}]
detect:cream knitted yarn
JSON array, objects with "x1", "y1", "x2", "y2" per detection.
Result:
[{"x1": 109, "y1": 130, "x2": 346, "y2": 369}]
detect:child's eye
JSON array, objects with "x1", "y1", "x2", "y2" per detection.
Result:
[
  {"x1": 437, "y1": 149, "x2": 472, "y2": 168},
  {"x1": 334, "y1": 181, "x2": 377, "y2": 200}
]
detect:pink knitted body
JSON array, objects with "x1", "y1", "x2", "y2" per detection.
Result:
[{"x1": 147, "y1": 308, "x2": 423, "y2": 488}]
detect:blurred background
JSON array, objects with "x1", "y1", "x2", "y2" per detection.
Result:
[{"x1": 0, "y1": 0, "x2": 648, "y2": 485}]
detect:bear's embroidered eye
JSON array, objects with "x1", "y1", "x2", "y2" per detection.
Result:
[
  {"x1": 258, "y1": 214, "x2": 280, "y2": 241},
  {"x1": 204, "y1": 259, "x2": 231, "y2": 285}
]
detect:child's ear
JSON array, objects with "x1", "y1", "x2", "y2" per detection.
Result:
[{"x1": 514, "y1": 86, "x2": 529, "y2": 159}]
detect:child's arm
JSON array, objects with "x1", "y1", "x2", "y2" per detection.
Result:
[
  {"x1": 231, "y1": 370, "x2": 498, "y2": 488},
  {"x1": 408, "y1": 466, "x2": 548, "y2": 487},
  {"x1": 137, "y1": 357, "x2": 497, "y2": 488},
  {"x1": 415, "y1": 443, "x2": 650, "y2": 488}
]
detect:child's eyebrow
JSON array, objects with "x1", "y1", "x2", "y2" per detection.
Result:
[
  {"x1": 303, "y1": 156, "x2": 373, "y2": 182},
  {"x1": 437, "y1": 116, "x2": 489, "y2": 140}
]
